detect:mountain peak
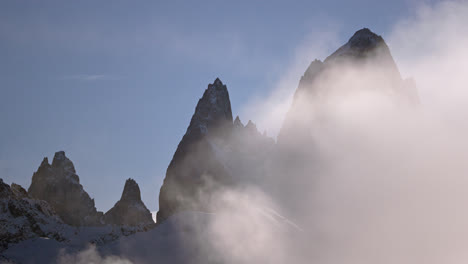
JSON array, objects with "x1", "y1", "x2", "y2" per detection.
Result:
[
  {"x1": 280, "y1": 27, "x2": 416, "y2": 145},
  {"x1": 52, "y1": 150, "x2": 66, "y2": 162},
  {"x1": 348, "y1": 28, "x2": 383, "y2": 49},
  {"x1": 213, "y1": 77, "x2": 223, "y2": 86},
  {"x1": 325, "y1": 28, "x2": 390, "y2": 63},
  {"x1": 51, "y1": 151, "x2": 76, "y2": 174},
  {"x1": 28, "y1": 151, "x2": 102, "y2": 226},
  {"x1": 121, "y1": 178, "x2": 141, "y2": 202},
  {"x1": 40, "y1": 157, "x2": 50, "y2": 167},
  {"x1": 157, "y1": 79, "x2": 234, "y2": 223},
  {"x1": 188, "y1": 78, "x2": 233, "y2": 136},
  {"x1": 104, "y1": 178, "x2": 153, "y2": 226}
]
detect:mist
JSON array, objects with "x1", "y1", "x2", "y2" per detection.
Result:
[
  {"x1": 5, "y1": 1, "x2": 468, "y2": 264},
  {"x1": 188, "y1": 1, "x2": 468, "y2": 264},
  {"x1": 57, "y1": 245, "x2": 133, "y2": 264}
]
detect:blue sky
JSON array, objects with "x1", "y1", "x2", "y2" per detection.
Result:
[{"x1": 0, "y1": 0, "x2": 435, "y2": 212}]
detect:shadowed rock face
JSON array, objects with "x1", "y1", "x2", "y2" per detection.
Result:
[
  {"x1": 157, "y1": 78, "x2": 274, "y2": 223},
  {"x1": 104, "y1": 178, "x2": 153, "y2": 226},
  {"x1": 28, "y1": 151, "x2": 103, "y2": 226},
  {"x1": 157, "y1": 78, "x2": 234, "y2": 223}
]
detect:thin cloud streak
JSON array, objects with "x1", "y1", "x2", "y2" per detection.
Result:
[{"x1": 60, "y1": 74, "x2": 120, "y2": 81}]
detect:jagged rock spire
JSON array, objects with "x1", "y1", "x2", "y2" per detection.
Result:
[
  {"x1": 40, "y1": 157, "x2": 49, "y2": 167},
  {"x1": 324, "y1": 28, "x2": 400, "y2": 79},
  {"x1": 293, "y1": 27, "x2": 406, "y2": 99},
  {"x1": 157, "y1": 78, "x2": 235, "y2": 223},
  {"x1": 104, "y1": 178, "x2": 153, "y2": 226},
  {"x1": 157, "y1": 78, "x2": 275, "y2": 223},
  {"x1": 28, "y1": 151, "x2": 103, "y2": 226},
  {"x1": 51, "y1": 150, "x2": 76, "y2": 174},
  {"x1": 330, "y1": 28, "x2": 383, "y2": 55},
  {"x1": 326, "y1": 28, "x2": 388, "y2": 62},
  {"x1": 120, "y1": 178, "x2": 141, "y2": 202},
  {"x1": 187, "y1": 78, "x2": 233, "y2": 136}
]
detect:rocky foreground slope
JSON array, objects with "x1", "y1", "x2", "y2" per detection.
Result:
[{"x1": 0, "y1": 179, "x2": 66, "y2": 252}]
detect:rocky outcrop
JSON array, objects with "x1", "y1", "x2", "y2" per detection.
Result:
[
  {"x1": 157, "y1": 78, "x2": 234, "y2": 223},
  {"x1": 0, "y1": 179, "x2": 66, "y2": 251},
  {"x1": 325, "y1": 28, "x2": 399, "y2": 64},
  {"x1": 104, "y1": 178, "x2": 154, "y2": 226},
  {"x1": 157, "y1": 79, "x2": 274, "y2": 223},
  {"x1": 28, "y1": 151, "x2": 103, "y2": 226}
]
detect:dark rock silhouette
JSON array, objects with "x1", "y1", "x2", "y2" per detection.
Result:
[
  {"x1": 104, "y1": 178, "x2": 154, "y2": 226},
  {"x1": 28, "y1": 151, "x2": 103, "y2": 226},
  {"x1": 157, "y1": 78, "x2": 274, "y2": 223},
  {"x1": 157, "y1": 78, "x2": 234, "y2": 223}
]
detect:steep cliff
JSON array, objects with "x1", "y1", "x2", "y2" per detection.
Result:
[
  {"x1": 157, "y1": 79, "x2": 274, "y2": 222},
  {"x1": 28, "y1": 151, "x2": 103, "y2": 226}
]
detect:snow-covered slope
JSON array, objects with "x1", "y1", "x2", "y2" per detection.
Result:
[
  {"x1": 0, "y1": 179, "x2": 67, "y2": 252},
  {"x1": 2, "y1": 208, "x2": 300, "y2": 264}
]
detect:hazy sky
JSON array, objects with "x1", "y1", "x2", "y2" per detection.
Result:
[{"x1": 0, "y1": 0, "x2": 436, "y2": 212}]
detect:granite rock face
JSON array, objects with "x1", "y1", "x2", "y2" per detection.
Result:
[
  {"x1": 0, "y1": 179, "x2": 65, "y2": 251},
  {"x1": 157, "y1": 78, "x2": 274, "y2": 223},
  {"x1": 28, "y1": 151, "x2": 103, "y2": 226},
  {"x1": 104, "y1": 178, "x2": 154, "y2": 226},
  {"x1": 157, "y1": 78, "x2": 234, "y2": 223}
]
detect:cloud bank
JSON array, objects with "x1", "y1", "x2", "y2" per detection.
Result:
[{"x1": 50, "y1": 1, "x2": 468, "y2": 264}]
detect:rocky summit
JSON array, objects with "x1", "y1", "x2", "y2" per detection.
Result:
[
  {"x1": 278, "y1": 28, "x2": 418, "y2": 145},
  {"x1": 157, "y1": 78, "x2": 234, "y2": 222},
  {"x1": 28, "y1": 151, "x2": 103, "y2": 226},
  {"x1": 157, "y1": 78, "x2": 275, "y2": 223},
  {"x1": 104, "y1": 178, "x2": 154, "y2": 226}
]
